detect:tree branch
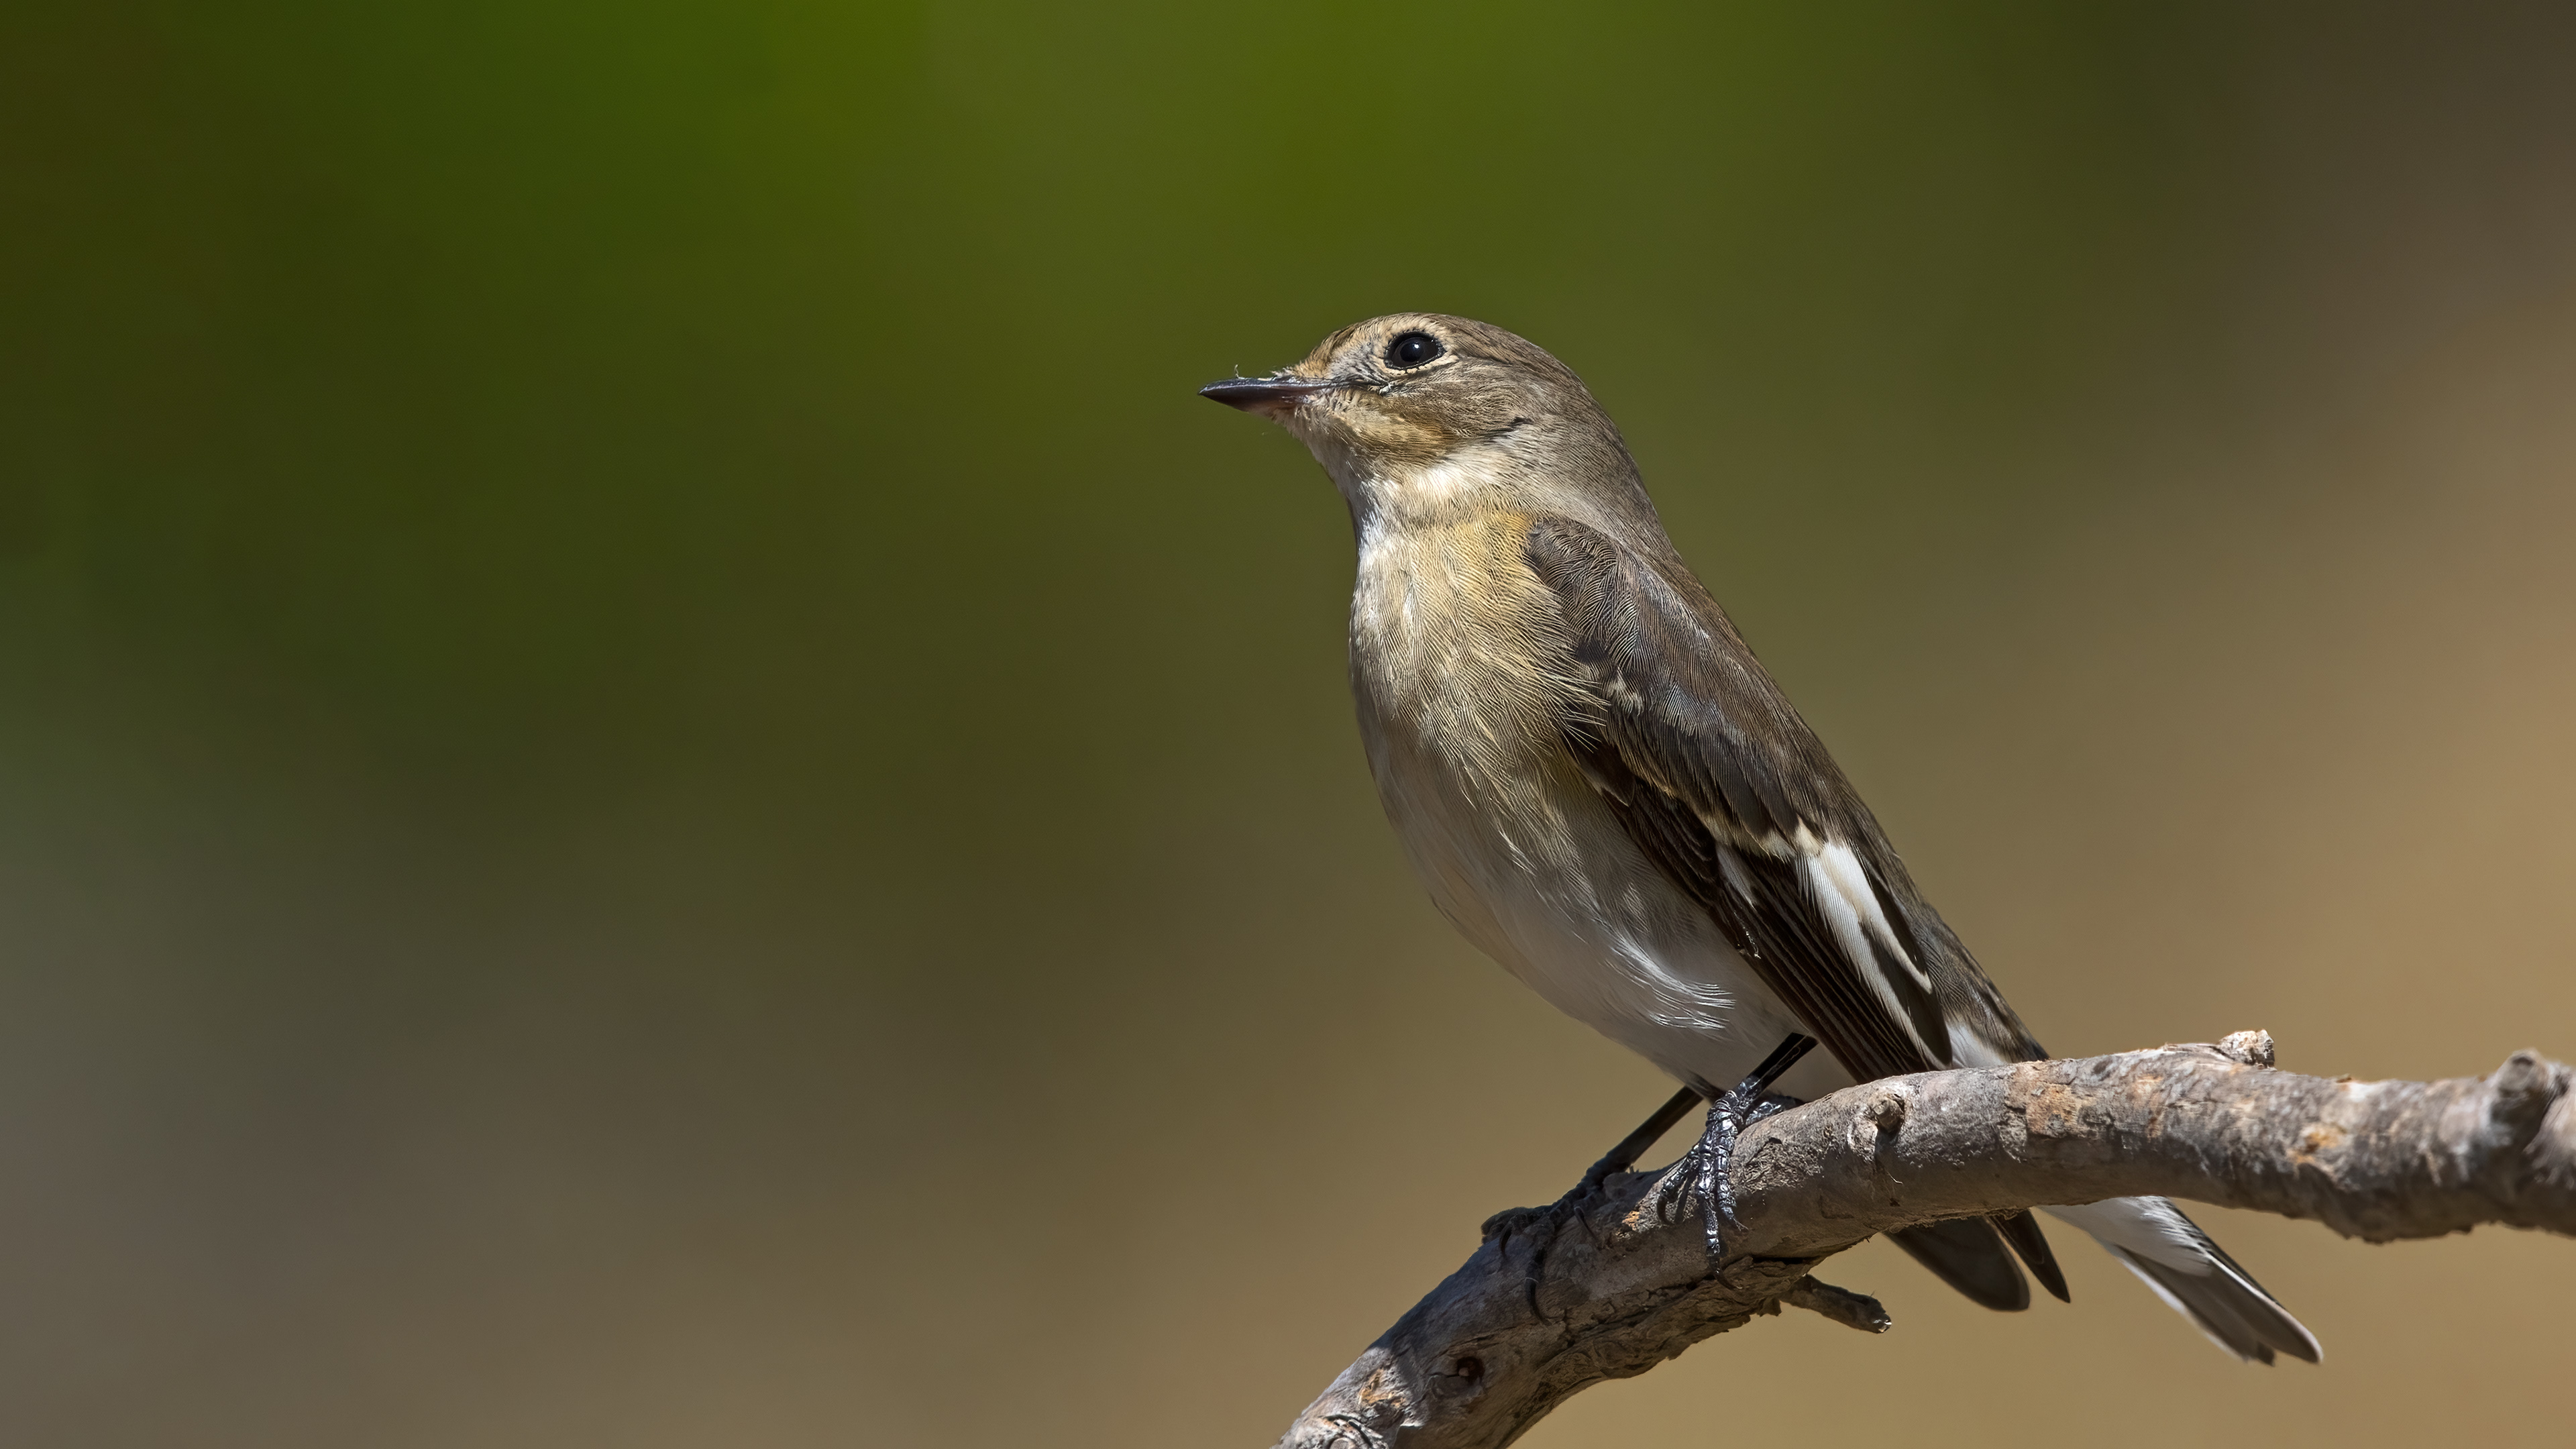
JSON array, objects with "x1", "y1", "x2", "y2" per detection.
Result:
[{"x1": 1274, "y1": 1038, "x2": 2576, "y2": 1449}]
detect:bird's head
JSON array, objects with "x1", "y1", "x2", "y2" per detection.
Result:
[{"x1": 1199, "y1": 313, "x2": 1646, "y2": 527}]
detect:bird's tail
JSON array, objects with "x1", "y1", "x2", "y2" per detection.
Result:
[{"x1": 2043, "y1": 1197, "x2": 2321, "y2": 1364}]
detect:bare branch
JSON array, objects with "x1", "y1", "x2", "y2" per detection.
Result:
[{"x1": 1275, "y1": 1041, "x2": 2576, "y2": 1449}]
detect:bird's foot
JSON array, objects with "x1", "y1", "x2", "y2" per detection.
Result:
[
  {"x1": 1652, "y1": 1034, "x2": 1818, "y2": 1261},
  {"x1": 1654, "y1": 1089, "x2": 1747, "y2": 1258},
  {"x1": 1651, "y1": 1087, "x2": 1799, "y2": 1256}
]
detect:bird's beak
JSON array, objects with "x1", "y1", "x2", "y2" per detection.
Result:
[{"x1": 1197, "y1": 375, "x2": 1334, "y2": 417}]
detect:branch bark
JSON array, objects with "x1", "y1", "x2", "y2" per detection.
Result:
[{"x1": 1275, "y1": 1038, "x2": 2576, "y2": 1449}]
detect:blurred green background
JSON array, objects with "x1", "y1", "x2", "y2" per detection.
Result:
[{"x1": 7, "y1": 3, "x2": 2575, "y2": 1444}]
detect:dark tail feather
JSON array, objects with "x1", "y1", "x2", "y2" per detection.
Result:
[
  {"x1": 1992, "y1": 1208, "x2": 2072, "y2": 1303},
  {"x1": 1886, "y1": 1218, "x2": 2030, "y2": 1312},
  {"x1": 2044, "y1": 1197, "x2": 2322, "y2": 1364},
  {"x1": 2102, "y1": 1240, "x2": 2321, "y2": 1364}
]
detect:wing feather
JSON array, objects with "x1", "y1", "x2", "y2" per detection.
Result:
[
  {"x1": 1527, "y1": 515, "x2": 2079, "y2": 1303},
  {"x1": 1526, "y1": 515, "x2": 2037, "y2": 1079}
]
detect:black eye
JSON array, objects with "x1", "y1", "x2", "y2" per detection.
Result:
[{"x1": 1385, "y1": 331, "x2": 1444, "y2": 368}]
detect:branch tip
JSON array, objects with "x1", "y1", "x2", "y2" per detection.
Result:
[{"x1": 1784, "y1": 1276, "x2": 1892, "y2": 1334}]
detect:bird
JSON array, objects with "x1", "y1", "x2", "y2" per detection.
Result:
[{"x1": 1199, "y1": 313, "x2": 2319, "y2": 1364}]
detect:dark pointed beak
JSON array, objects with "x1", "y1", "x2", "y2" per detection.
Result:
[{"x1": 1197, "y1": 375, "x2": 1334, "y2": 414}]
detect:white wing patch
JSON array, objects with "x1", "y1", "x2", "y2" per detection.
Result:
[
  {"x1": 1799, "y1": 833, "x2": 1931, "y2": 990},
  {"x1": 1779, "y1": 828, "x2": 1941, "y2": 1058},
  {"x1": 1948, "y1": 1020, "x2": 2014, "y2": 1068}
]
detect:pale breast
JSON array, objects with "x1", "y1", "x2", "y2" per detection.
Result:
[{"x1": 1345, "y1": 512, "x2": 1814, "y2": 1093}]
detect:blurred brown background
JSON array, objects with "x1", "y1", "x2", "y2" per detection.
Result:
[{"x1": 5, "y1": 3, "x2": 2575, "y2": 1444}]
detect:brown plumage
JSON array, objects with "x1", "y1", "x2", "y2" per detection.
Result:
[{"x1": 1201, "y1": 313, "x2": 2318, "y2": 1363}]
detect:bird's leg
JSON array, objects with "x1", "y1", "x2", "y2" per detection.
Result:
[
  {"x1": 1658, "y1": 1032, "x2": 1819, "y2": 1260},
  {"x1": 1479, "y1": 1087, "x2": 1702, "y2": 1242}
]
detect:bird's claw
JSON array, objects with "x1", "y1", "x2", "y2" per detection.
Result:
[
  {"x1": 1655, "y1": 1093, "x2": 1739, "y2": 1258},
  {"x1": 1656, "y1": 1086, "x2": 1798, "y2": 1260}
]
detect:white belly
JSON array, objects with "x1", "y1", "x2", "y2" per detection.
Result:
[
  {"x1": 1381, "y1": 743, "x2": 1856, "y2": 1103},
  {"x1": 1344, "y1": 517, "x2": 1850, "y2": 1101}
]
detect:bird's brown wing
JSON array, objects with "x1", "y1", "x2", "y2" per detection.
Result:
[
  {"x1": 1525, "y1": 513, "x2": 2068, "y2": 1305},
  {"x1": 1523, "y1": 514, "x2": 2044, "y2": 1080}
]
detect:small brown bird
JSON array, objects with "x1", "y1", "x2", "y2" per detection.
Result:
[{"x1": 1201, "y1": 313, "x2": 2318, "y2": 1362}]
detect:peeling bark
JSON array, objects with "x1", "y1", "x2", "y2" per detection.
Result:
[{"x1": 1275, "y1": 1040, "x2": 2576, "y2": 1449}]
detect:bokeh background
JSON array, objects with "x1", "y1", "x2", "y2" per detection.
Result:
[{"x1": 7, "y1": 3, "x2": 2576, "y2": 1444}]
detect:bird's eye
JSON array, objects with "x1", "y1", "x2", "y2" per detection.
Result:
[{"x1": 1385, "y1": 331, "x2": 1444, "y2": 368}]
